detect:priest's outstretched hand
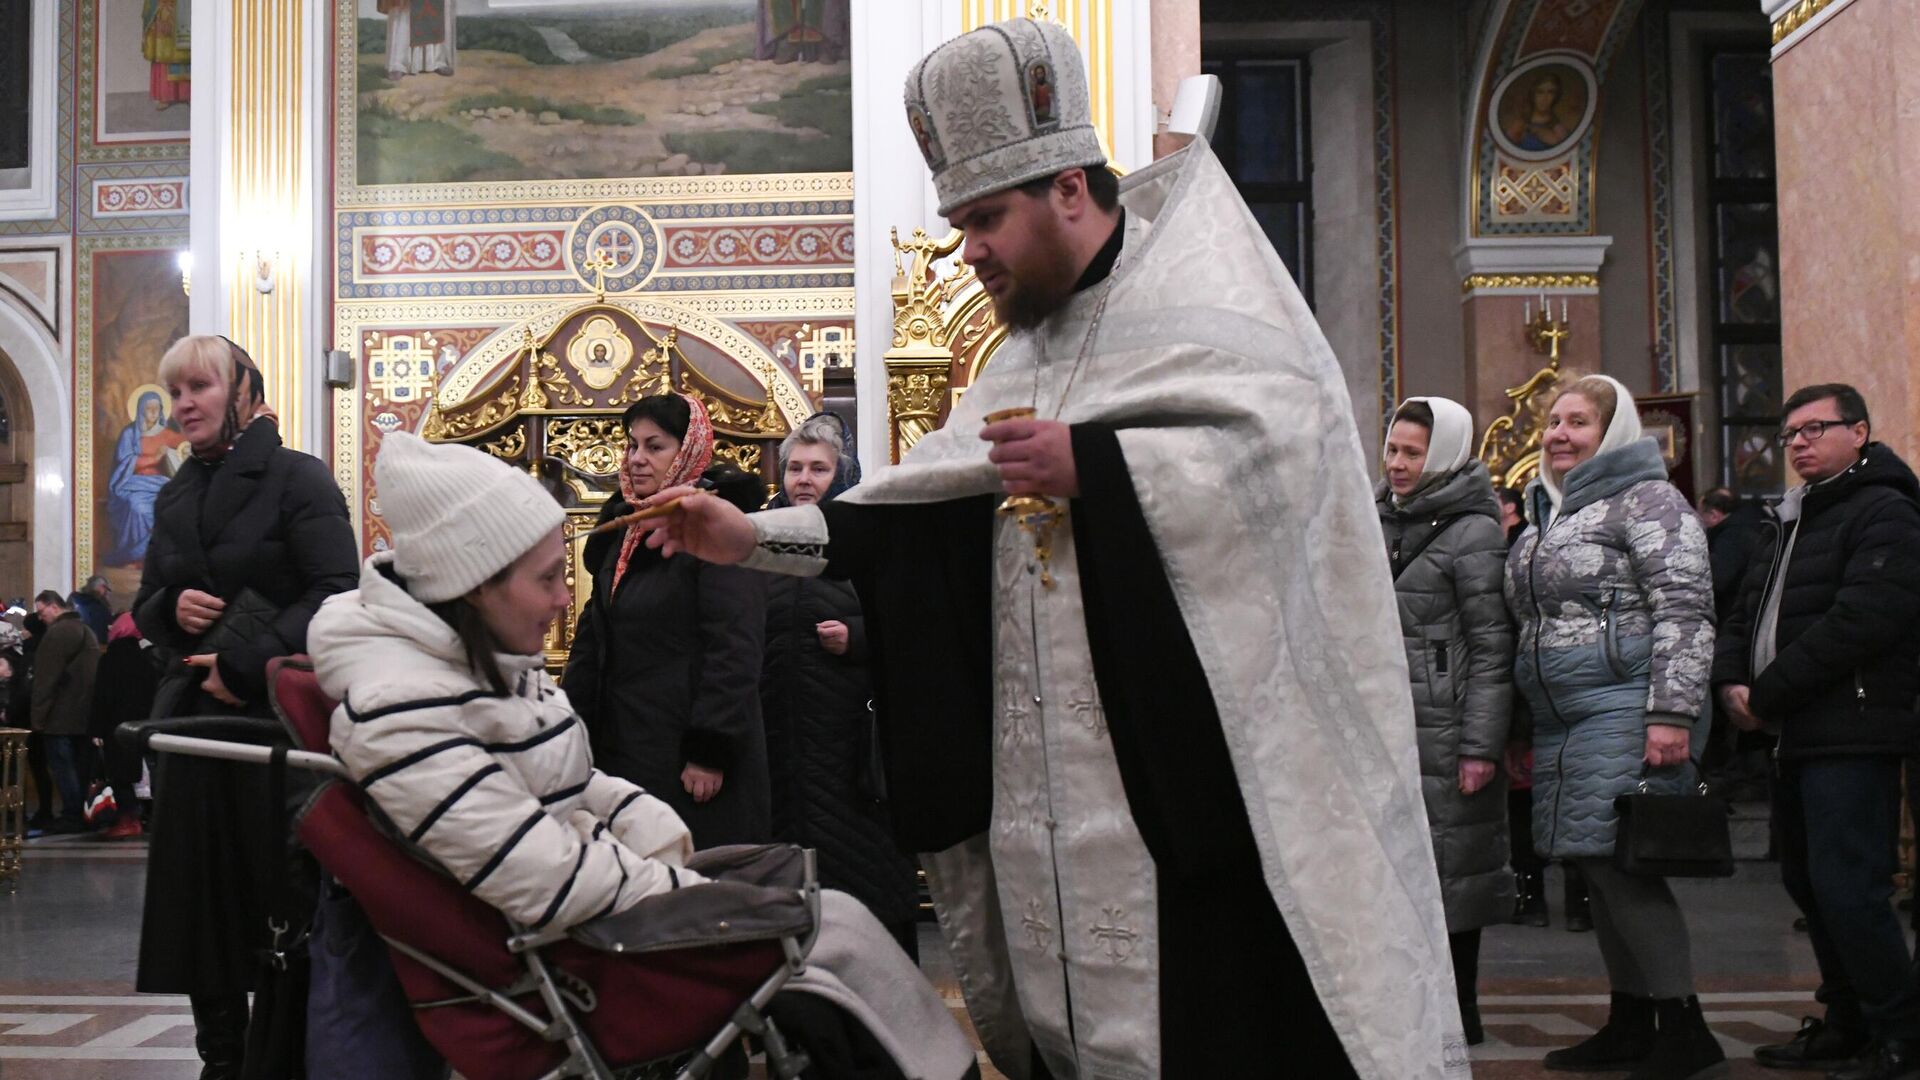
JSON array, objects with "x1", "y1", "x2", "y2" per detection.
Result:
[
  {"x1": 636, "y1": 486, "x2": 757, "y2": 563},
  {"x1": 982, "y1": 417, "x2": 1079, "y2": 498}
]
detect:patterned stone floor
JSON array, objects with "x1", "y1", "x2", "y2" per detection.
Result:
[{"x1": 0, "y1": 838, "x2": 1848, "y2": 1079}]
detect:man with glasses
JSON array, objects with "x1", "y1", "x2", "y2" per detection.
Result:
[{"x1": 1715, "y1": 383, "x2": 1920, "y2": 1080}]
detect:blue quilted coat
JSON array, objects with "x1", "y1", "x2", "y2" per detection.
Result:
[{"x1": 1505, "y1": 438, "x2": 1715, "y2": 859}]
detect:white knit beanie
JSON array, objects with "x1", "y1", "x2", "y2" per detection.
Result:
[{"x1": 374, "y1": 432, "x2": 565, "y2": 603}]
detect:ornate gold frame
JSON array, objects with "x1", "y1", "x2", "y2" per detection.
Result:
[
  {"x1": 1477, "y1": 357, "x2": 1563, "y2": 491},
  {"x1": 883, "y1": 227, "x2": 1008, "y2": 463}
]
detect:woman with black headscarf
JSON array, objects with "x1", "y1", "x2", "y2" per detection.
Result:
[
  {"x1": 133, "y1": 334, "x2": 358, "y2": 1079},
  {"x1": 563, "y1": 393, "x2": 771, "y2": 849},
  {"x1": 759, "y1": 414, "x2": 920, "y2": 958}
]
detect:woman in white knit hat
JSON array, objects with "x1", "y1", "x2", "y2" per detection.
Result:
[{"x1": 309, "y1": 432, "x2": 977, "y2": 1080}]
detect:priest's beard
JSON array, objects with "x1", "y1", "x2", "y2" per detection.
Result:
[{"x1": 986, "y1": 212, "x2": 1081, "y2": 331}]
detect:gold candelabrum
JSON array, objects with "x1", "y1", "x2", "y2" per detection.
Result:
[
  {"x1": 984, "y1": 406, "x2": 1063, "y2": 590},
  {"x1": 1524, "y1": 293, "x2": 1572, "y2": 362}
]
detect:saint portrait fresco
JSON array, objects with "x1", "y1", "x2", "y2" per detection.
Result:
[{"x1": 1490, "y1": 56, "x2": 1595, "y2": 161}]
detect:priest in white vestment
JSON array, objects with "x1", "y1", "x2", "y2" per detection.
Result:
[{"x1": 636, "y1": 19, "x2": 1469, "y2": 1080}]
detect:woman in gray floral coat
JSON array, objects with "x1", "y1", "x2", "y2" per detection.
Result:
[
  {"x1": 1505, "y1": 375, "x2": 1719, "y2": 1080},
  {"x1": 1378, "y1": 396, "x2": 1514, "y2": 1047}
]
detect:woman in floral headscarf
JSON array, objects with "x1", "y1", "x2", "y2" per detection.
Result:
[{"x1": 563, "y1": 393, "x2": 773, "y2": 848}]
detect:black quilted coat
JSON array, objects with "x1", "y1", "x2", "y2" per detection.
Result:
[{"x1": 760, "y1": 575, "x2": 918, "y2": 936}]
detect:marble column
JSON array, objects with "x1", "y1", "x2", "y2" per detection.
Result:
[
  {"x1": 1454, "y1": 237, "x2": 1611, "y2": 437},
  {"x1": 1768, "y1": 0, "x2": 1920, "y2": 459},
  {"x1": 1151, "y1": 0, "x2": 1199, "y2": 158}
]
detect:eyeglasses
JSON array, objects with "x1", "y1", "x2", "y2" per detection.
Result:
[{"x1": 1774, "y1": 419, "x2": 1859, "y2": 447}]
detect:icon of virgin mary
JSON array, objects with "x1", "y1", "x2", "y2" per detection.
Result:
[{"x1": 104, "y1": 387, "x2": 186, "y2": 566}]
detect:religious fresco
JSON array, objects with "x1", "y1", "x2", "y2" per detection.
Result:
[
  {"x1": 351, "y1": 0, "x2": 851, "y2": 186},
  {"x1": 87, "y1": 247, "x2": 188, "y2": 597},
  {"x1": 331, "y1": 0, "x2": 856, "y2": 553},
  {"x1": 94, "y1": 0, "x2": 192, "y2": 144},
  {"x1": 1490, "y1": 57, "x2": 1594, "y2": 161}
]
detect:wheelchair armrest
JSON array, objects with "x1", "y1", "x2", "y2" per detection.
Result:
[
  {"x1": 564, "y1": 878, "x2": 814, "y2": 956},
  {"x1": 117, "y1": 715, "x2": 291, "y2": 754}
]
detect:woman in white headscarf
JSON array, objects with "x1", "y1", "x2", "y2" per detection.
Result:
[
  {"x1": 1377, "y1": 396, "x2": 1515, "y2": 1046},
  {"x1": 1504, "y1": 375, "x2": 1720, "y2": 1080}
]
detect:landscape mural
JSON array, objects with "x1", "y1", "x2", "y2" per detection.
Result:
[{"x1": 354, "y1": 0, "x2": 853, "y2": 185}]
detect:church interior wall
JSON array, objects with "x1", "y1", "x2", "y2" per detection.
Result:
[
  {"x1": 329, "y1": 0, "x2": 856, "y2": 551},
  {"x1": 0, "y1": 0, "x2": 189, "y2": 603},
  {"x1": 1388, "y1": 0, "x2": 1471, "y2": 411},
  {"x1": 1593, "y1": 18, "x2": 1655, "y2": 397}
]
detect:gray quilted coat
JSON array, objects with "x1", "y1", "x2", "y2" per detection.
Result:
[
  {"x1": 1505, "y1": 438, "x2": 1715, "y2": 859},
  {"x1": 1378, "y1": 462, "x2": 1516, "y2": 932}
]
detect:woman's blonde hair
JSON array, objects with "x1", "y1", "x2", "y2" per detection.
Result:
[
  {"x1": 1553, "y1": 375, "x2": 1618, "y2": 428},
  {"x1": 158, "y1": 334, "x2": 241, "y2": 389}
]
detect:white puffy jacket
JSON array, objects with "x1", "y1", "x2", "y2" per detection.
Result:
[{"x1": 309, "y1": 553, "x2": 705, "y2": 931}]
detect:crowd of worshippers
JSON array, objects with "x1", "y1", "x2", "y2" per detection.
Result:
[{"x1": 16, "y1": 335, "x2": 1920, "y2": 1080}]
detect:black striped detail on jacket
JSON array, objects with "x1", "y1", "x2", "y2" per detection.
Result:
[
  {"x1": 464, "y1": 810, "x2": 545, "y2": 893},
  {"x1": 607, "y1": 789, "x2": 643, "y2": 827},
  {"x1": 590, "y1": 857, "x2": 630, "y2": 922},
  {"x1": 538, "y1": 780, "x2": 589, "y2": 806},
  {"x1": 408, "y1": 763, "x2": 504, "y2": 843},
  {"x1": 344, "y1": 689, "x2": 505, "y2": 724},
  {"x1": 485, "y1": 716, "x2": 577, "y2": 754},
  {"x1": 363, "y1": 736, "x2": 483, "y2": 787},
  {"x1": 530, "y1": 845, "x2": 589, "y2": 930}
]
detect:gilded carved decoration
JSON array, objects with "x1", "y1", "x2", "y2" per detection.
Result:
[
  {"x1": 546, "y1": 418, "x2": 627, "y2": 479},
  {"x1": 1771, "y1": 0, "x2": 1837, "y2": 45},
  {"x1": 885, "y1": 226, "x2": 1008, "y2": 462},
  {"x1": 1477, "y1": 358, "x2": 1564, "y2": 490},
  {"x1": 1461, "y1": 272, "x2": 1600, "y2": 294}
]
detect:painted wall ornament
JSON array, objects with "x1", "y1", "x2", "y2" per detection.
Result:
[{"x1": 1489, "y1": 53, "x2": 1598, "y2": 162}]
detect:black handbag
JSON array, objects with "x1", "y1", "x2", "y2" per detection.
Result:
[{"x1": 1612, "y1": 761, "x2": 1735, "y2": 878}]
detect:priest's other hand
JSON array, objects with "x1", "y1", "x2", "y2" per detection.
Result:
[
  {"x1": 681, "y1": 763, "x2": 724, "y2": 803},
  {"x1": 982, "y1": 418, "x2": 1079, "y2": 498},
  {"x1": 637, "y1": 486, "x2": 756, "y2": 564}
]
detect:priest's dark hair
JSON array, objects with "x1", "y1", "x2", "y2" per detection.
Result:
[
  {"x1": 621, "y1": 393, "x2": 691, "y2": 442},
  {"x1": 1017, "y1": 165, "x2": 1120, "y2": 211},
  {"x1": 1391, "y1": 399, "x2": 1435, "y2": 431}
]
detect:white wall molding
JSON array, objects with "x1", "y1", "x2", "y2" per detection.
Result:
[
  {"x1": 0, "y1": 289, "x2": 74, "y2": 591},
  {"x1": 0, "y1": 0, "x2": 62, "y2": 222},
  {"x1": 1453, "y1": 236, "x2": 1615, "y2": 278}
]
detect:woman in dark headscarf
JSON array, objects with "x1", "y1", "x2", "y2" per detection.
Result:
[
  {"x1": 563, "y1": 393, "x2": 771, "y2": 848},
  {"x1": 759, "y1": 414, "x2": 920, "y2": 957},
  {"x1": 133, "y1": 334, "x2": 358, "y2": 1079}
]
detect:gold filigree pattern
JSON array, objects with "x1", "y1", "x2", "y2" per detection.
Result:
[
  {"x1": 611, "y1": 326, "x2": 676, "y2": 406},
  {"x1": 424, "y1": 372, "x2": 523, "y2": 441},
  {"x1": 1460, "y1": 273, "x2": 1601, "y2": 294},
  {"x1": 481, "y1": 429, "x2": 527, "y2": 461},
  {"x1": 1772, "y1": 0, "x2": 1837, "y2": 45},
  {"x1": 888, "y1": 368, "x2": 950, "y2": 463},
  {"x1": 1477, "y1": 358, "x2": 1565, "y2": 490},
  {"x1": 713, "y1": 440, "x2": 764, "y2": 476},
  {"x1": 546, "y1": 418, "x2": 627, "y2": 478}
]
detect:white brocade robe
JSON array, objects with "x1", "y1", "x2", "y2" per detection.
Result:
[{"x1": 990, "y1": 512, "x2": 1160, "y2": 1079}]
